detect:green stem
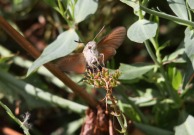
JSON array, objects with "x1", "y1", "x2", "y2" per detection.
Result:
[
  {"x1": 144, "y1": 40, "x2": 160, "y2": 66},
  {"x1": 68, "y1": 0, "x2": 75, "y2": 21},
  {"x1": 140, "y1": 5, "x2": 194, "y2": 27},
  {"x1": 144, "y1": 40, "x2": 179, "y2": 101},
  {"x1": 57, "y1": 0, "x2": 66, "y2": 20},
  {"x1": 138, "y1": 9, "x2": 144, "y2": 20},
  {"x1": 186, "y1": 0, "x2": 192, "y2": 22},
  {"x1": 110, "y1": 95, "x2": 128, "y2": 135},
  {"x1": 57, "y1": 0, "x2": 73, "y2": 27},
  {"x1": 0, "y1": 101, "x2": 31, "y2": 135},
  {"x1": 139, "y1": 3, "x2": 180, "y2": 103},
  {"x1": 150, "y1": 38, "x2": 162, "y2": 63}
]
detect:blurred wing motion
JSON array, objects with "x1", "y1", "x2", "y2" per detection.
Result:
[
  {"x1": 56, "y1": 53, "x2": 86, "y2": 73},
  {"x1": 56, "y1": 27, "x2": 126, "y2": 73},
  {"x1": 97, "y1": 27, "x2": 126, "y2": 62}
]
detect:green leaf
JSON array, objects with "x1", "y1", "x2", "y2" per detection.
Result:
[
  {"x1": 184, "y1": 27, "x2": 194, "y2": 69},
  {"x1": 167, "y1": 66, "x2": 182, "y2": 90},
  {"x1": 12, "y1": 0, "x2": 36, "y2": 13},
  {"x1": 119, "y1": 63, "x2": 155, "y2": 80},
  {"x1": 0, "y1": 68, "x2": 87, "y2": 113},
  {"x1": 127, "y1": 19, "x2": 158, "y2": 43},
  {"x1": 27, "y1": 29, "x2": 79, "y2": 76},
  {"x1": 167, "y1": 0, "x2": 188, "y2": 20},
  {"x1": 43, "y1": 0, "x2": 57, "y2": 7},
  {"x1": 74, "y1": 0, "x2": 98, "y2": 23},
  {"x1": 43, "y1": 0, "x2": 59, "y2": 11},
  {"x1": 129, "y1": 89, "x2": 157, "y2": 107},
  {"x1": 188, "y1": 0, "x2": 194, "y2": 9},
  {"x1": 135, "y1": 122, "x2": 173, "y2": 135},
  {"x1": 163, "y1": 48, "x2": 185, "y2": 63},
  {"x1": 174, "y1": 115, "x2": 194, "y2": 135},
  {"x1": 65, "y1": 118, "x2": 84, "y2": 134},
  {"x1": 120, "y1": 0, "x2": 140, "y2": 15}
]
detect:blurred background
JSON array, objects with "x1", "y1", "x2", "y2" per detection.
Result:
[{"x1": 0, "y1": 0, "x2": 187, "y2": 134}]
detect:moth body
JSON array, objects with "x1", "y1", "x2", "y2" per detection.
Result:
[{"x1": 83, "y1": 41, "x2": 101, "y2": 68}]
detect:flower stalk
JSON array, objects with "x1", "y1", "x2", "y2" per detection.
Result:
[{"x1": 84, "y1": 68, "x2": 128, "y2": 135}]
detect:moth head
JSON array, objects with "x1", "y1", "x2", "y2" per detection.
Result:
[{"x1": 86, "y1": 41, "x2": 97, "y2": 50}]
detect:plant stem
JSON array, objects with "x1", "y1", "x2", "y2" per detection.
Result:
[
  {"x1": 144, "y1": 40, "x2": 160, "y2": 66},
  {"x1": 138, "y1": 3, "x2": 180, "y2": 106},
  {"x1": 150, "y1": 38, "x2": 162, "y2": 63},
  {"x1": 109, "y1": 94, "x2": 128, "y2": 135},
  {"x1": 139, "y1": 3, "x2": 182, "y2": 101},
  {"x1": 0, "y1": 16, "x2": 98, "y2": 108},
  {"x1": 0, "y1": 101, "x2": 31, "y2": 135},
  {"x1": 140, "y1": 5, "x2": 194, "y2": 27},
  {"x1": 144, "y1": 39, "x2": 179, "y2": 101}
]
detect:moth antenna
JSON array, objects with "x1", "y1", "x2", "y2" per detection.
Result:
[
  {"x1": 74, "y1": 40, "x2": 85, "y2": 43},
  {"x1": 93, "y1": 25, "x2": 105, "y2": 41}
]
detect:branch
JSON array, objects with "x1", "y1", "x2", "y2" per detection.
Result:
[{"x1": 0, "y1": 16, "x2": 98, "y2": 108}]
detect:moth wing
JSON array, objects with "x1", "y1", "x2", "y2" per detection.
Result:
[
  {"x1": 56, "y1": 53, "x2": 86, "y2": 73},
  {"x1": 97, "y1": 27, "x2": 126, "y2": 49},
  {"x1": 97, "y1": 27, "x2": 126, "y2": 62},
  {"x1": 99, "y1": 47, "x2": 116, "y2": 62}
]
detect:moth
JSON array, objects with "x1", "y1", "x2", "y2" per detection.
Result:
[{"x1": 57, "y1": 26, "x2": 126, "y2": 73}]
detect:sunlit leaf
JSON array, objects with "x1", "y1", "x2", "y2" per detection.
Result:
[
  {"x1": 27, "y1": 29, "x2": 79, "y2": 76},
  {"x1": 167, "y1": 0, "x2": 188, "y2": 20},
  {"x1": 74, "y1": 0, "x2": 98, "y2": 23},
  {"x1": 167, "y1": 67, "x2": 182, "y2": 90},
  {"x1": 0, "y1": 68, "x2": 86, "y2": 113},
  {"x1": 119, "y1": 63, "x2": 155, "y2": 80},
  {"x1": 174, "y1": 115, "x2": 194, "y2": 135},
  {"x1": 66, "y1": 118, "x2": 84, "y2": 134},
  {"x1": 127, "y1": 19, "x2": 158, "y2": 43}
]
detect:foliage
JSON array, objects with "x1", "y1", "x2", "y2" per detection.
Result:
[{"x1": 1, "y1": 0, "x2": 194, "y2": 134}]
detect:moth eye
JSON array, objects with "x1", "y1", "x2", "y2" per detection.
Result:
[{"x1": 88, "y1": 46, "x2": 91, "y2": 49}]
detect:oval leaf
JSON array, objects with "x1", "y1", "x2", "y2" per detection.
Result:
[
  {"x1": 127, "y1": 19, "x2": 158, "y2": 43},
  {"x1": 174, "y1": 115, "x2": 194, "y2": 135},
  {"x1": 120, "y1": 0, "x2": 140, "y2": 15},
  {"x1": 74, "y1": 0, "x2": 98, "y2": 23},
  {"x1": 27, "y1": 29, "x2": 79, "y2": 76},
  {"x1": 167, "y1": 0, "x2": 188, "y2": 20},
  {"x1": 119, "y1": 63, "x2": 155, "y2": 80}
]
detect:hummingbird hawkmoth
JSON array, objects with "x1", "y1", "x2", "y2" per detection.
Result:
[{"x1": 56, "y1": 26, "x2": 126, "y2": 73}]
